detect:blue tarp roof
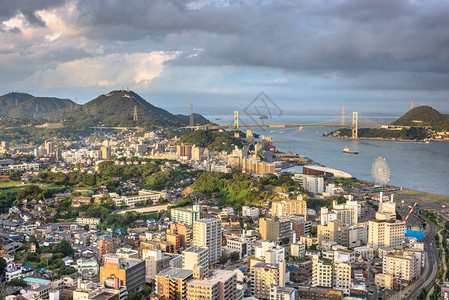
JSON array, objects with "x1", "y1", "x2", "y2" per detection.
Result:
[{"x1": 286, "y1": 266, "x2": 296, "y2": 273}]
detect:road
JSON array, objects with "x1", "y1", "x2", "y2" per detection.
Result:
[
  {"x1": 117, "y1": 203, "x2": 169, "y2": 214},
  {"x1": 401, "y1": 214, "x2": 439, "y2": 300}
]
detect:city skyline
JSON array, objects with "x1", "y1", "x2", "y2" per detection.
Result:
[{"x1": 0, "y1": 0, "x2": 448, "y2": 114}]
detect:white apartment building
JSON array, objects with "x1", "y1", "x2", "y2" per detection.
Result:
[
  {"x1": 382, "y1": 250, "x2": 421, "y2": 282},
  {"x1": 242, "y1": 206, "x2": 260, "y2": 218},
  {"x1": 368, "y1": 219, "x2": 405, "y2": 249},
  {"x1": 76, "y1": 217, "x2": 101, "y2": 225},
  {"x1": 312, "y1": 255, "x2": 333, "y2": 288},
  {"x1": 348, "y1": 224, "x2": 368, "y2": 248},
  {"x1": 182, "y1": 246, "x2": 209, "y2": 276},
  {"x1": 312, "y1": 254, "x2": 352, "y2": 295},
  {"x1": 142, "y1": 249, "x2": 170, "y2": 281},
  {"x1": 290, "y1": 242, "x2": 306, "y2": 258},
  {"x1": 225, "y1": 238, "x2": 248, "y2": 259},
  {"x1": 254, "y1": 241, "x2": 285, "y2": 264},
  {"x1": 271, "y1": 199, "x2": 307, "y2": 218},
  {"x1": 171, "y1": 204, "x2": 201, "y2": 226},
  {"x1": 114, "y1": 190, "x2": 166, "y2": 208},
  {"x1": 293, "y1": 174, "x2": 324, "y2": 194},
  {"x1": 333, "y1": 261, "x2": 351, "y2": 295},
  {"x1": 193, "y1": 218, "x2": 222, "y2": 264},
  {"x1": 0, "y1": 163, "x2": 39, "y2": 173},
  {"x1": 251, "y1": 261, "x2": 288, "y2": 300}
]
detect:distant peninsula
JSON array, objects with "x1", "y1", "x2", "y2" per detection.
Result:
[{"x1": 324, "y1": 106, "x2": 449, "y2": 141}]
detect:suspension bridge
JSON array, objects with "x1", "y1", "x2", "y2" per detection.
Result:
[{"x1": 188, "y1": 108, "x2": 383, "y2": 138}]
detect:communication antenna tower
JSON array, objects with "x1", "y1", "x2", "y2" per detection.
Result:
[
  {"x1": 190, "y1": 104, "x2": 194, "y2": 127},
  {"x1": 133, "y1": 105, "x2": 138, "y2": 122}
]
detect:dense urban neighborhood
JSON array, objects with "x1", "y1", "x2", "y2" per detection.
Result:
[{"x1": 0, "y1": 123, "x2": 443, "y2": 300}]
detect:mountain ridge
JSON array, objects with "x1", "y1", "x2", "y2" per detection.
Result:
[
  {"x1": 0, "y1": 92, "x2": 76, "y2": 118},
  {"x1": 0, "y1": 90, "x2": 208, "y2": 127}
]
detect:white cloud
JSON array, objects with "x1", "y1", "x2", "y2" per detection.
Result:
[{"x1": 22, "y1": 51, "x2": 180, "y2": 90}]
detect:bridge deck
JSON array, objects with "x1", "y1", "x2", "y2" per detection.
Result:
[{"x1": 189, "y1": 124, "x2": 379, "y2": 130}]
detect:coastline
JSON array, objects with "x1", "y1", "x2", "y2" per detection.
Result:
[{"x1": 323, "y1": 135, "x2": 449, "y2": 143}]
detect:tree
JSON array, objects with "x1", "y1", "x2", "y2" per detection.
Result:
[
  {"x1": 230, "y1": 252, "x2": 240, "y2": 262},
  {"x1": 219, "y1": 254, "x2": 229, "y2": 265},
  {"x1": 419, "y1": 288, "x2": 427, "y2": 300},
  {"x1": 8, "y1": 279, "x2": 27, "y2": 287},
  {"x1": 26, "y1": 252, "x2": 41, "y2": 263},
  {"x1": 142, "y1": 285, "x2": 152, "y2": 296},
  {"x1": 0, "y1": 257, "x2": 6, "y2": 274},
  {"x1": 308, "y1": 244, "x2": 317, "y2": 250},
  {"x1": 54, "y1": 239, "x2": 74, "y2": 257},
  {"x1": 84, "y1": 224, "x2": 90, "y2": 231},
  {"x1": 29, "y1": 236, "x2": 39, "y2": 250},
  {"x1": 281, "y1": 237, "x2": 290, "y2": 245},
  {"x1": 59, "y1": 266, "x2": 77, "y2": 275}
]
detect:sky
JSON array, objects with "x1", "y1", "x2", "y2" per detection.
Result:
[{"x1": 0, "y1": 0, "x2": 448, "y2": 116}]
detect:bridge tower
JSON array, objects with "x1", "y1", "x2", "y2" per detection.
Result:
[
  {"x1": 234, "y1": 111, "x2": 239, "y2": 130},
  {"x1": 352, "y1": 112, "x2": 358, "y2": 138},
  {"x1": 341, "y1": 106, "x2": 345, "y2": 125},
  {"x1": 190, "y1": 104, "x2": 194, "y2": 127}
]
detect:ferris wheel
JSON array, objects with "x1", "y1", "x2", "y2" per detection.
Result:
[{"x1": 371, "y1": 156, "x2": 391, "y2": 187}]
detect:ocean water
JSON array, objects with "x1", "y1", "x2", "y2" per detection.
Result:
[{"x1": 207, "y1": 115, "x2": 449, "y2": 196}]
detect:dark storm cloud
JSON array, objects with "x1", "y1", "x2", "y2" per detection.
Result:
[
  {"x1": 0, "y1": 0, "x2": 67, "y2": 25},
  {"x1": 72, "y1": 0, "x2": 449, "y2": 79},
  {"x1": 2, "y1": 0, "x2": 449, "y2": 96}
]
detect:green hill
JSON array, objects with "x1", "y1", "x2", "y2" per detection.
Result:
[
  {"x1": 392, "y1": 106, "x2": 449, "y2": 130},
  {"x1": 0, "y1": 92, "x2": 76, "y2": 118},
  {"x1": 71, "y1": 90, "x2": 208, "y2": 127},
  {"x1": 0, "y1": 90, "x2": 208, "y2": 127}
]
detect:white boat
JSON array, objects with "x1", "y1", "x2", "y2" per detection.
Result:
[
  {"x1": 343, "y1": 146, "x2": 359, "y2": 154},
  {"x1": 299, "y1": 126, "x2": 304, "y2": 131}
]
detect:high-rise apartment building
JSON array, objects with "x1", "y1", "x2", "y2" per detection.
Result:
[
  {"x1": 368, "y1": 219, "x2": 405, "y2": 249},
  {"x1": 171, "y1": 205, "x2": 201, "y2": 226},
  {"x1": 271, "y1": 199, "x2": 307, "y2": 218},
  {"x1": 258, "y1": 216, "x2": 292, "y2": 243},
  {"x1": 101, "y1": 146, "x2": 111, "y2": 160},
  {"x1": 168, "y1": 222, "x2": 192, "y2": 249},
  {"x1": 312, "y1": 254, "x2": 352, "y2": 295},
  {"x1": 251, "y1": 261, "x2": 288, "y2": 300},
  {"x1": 155, "y1": 268, "x2": 193, "y2": 300},
  {"x1": 317, "y1": 220, "x2": 349, "y2": 247},
  {"x1": 100, "y1": 255, "x2": 145, "y2": 293},
  {"x1": 242, "y1": 158, "x2": 275, "y2": 175},
  {"x1": 312, "y1": 255, "x2": 333, "y2": 288},
  {"x1": 45, "y1": 141, "x2": 54, "y2": 155},
  {"x1": 289, "y1": 215, "x2": 306, "y2": 238},
  {"x1": 186, "y1": 270, "x2": 237, "y2": 300},
  {"x1": 193, "y1": 218, "x2": 222, "y2": 264},
  {"x1": 182, "y1": 246, "x2": 209, "y2": 276},
  {"x1": 382, "y1": 250, "x2": 421, "y2": 283},
  {"x1": 99, "y1": 239, "x2": 115, "y2": 262},
  {"x1": 141, "y1": 249, "x2": 170, "y2": 282}
]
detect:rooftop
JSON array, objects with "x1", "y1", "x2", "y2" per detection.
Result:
[
  {"x1": 157, "y1": 267, "x2": 193, "y2": 280},
  {"x1": 24, "y1": 277, "x2": 51, "y2": 285},
  {"x1": 183, "y1": 246, "x2": 208, "y2": 254},
  {"x1": 188, "y1": 270, "x2": 236, "y2": 287}
]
